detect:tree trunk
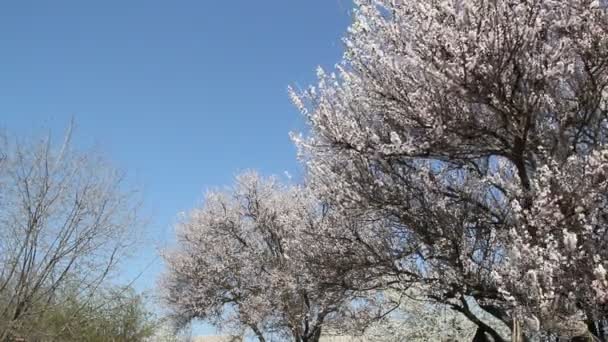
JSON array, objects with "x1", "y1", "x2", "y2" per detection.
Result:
[
  {"x1": 472, "y1": 328, "x2": 493, "y2": 342},
  {"x1": 249, "y1": 325, "x2": 266, "y2": 342},
  {"x1": 454, "y1": 296, "x2": 507, "y2": 342},
  {"x1": 512, "y1": 319, "x2": 522, "y2": 342},
  {"x1": 587, "y1": 319, "x2": 607, "y2": 342}
]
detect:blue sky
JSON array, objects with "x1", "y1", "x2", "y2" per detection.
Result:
[{"x1": 0, "y1": 0, "x2": 352, "y2": 335}]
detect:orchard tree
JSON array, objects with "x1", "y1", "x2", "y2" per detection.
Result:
[
  {"x1": 0, "y1": 128, "x2": 141, "y2": 340},
  {"x1": 160, "y1": 172, "x2": 390, "y2": 342},
  {"x1": 291, "y1": 0, "x2": 608, "y2": 340}
]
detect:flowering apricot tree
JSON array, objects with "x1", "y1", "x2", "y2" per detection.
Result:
[
  {"x1": 291, "y1": 0, "x2": 608, "y2": 340},
  {"x1": 161, "y1": 172, "x2": 387, "y2": 342}
]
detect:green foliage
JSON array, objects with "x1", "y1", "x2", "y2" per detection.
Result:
[{"x1": 6, "y1": 284, "x2": 157, "y2": 342}]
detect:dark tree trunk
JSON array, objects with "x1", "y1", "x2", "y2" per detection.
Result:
[
  {"x1": 472, "y1": 328, "x2": 493, "y2": 342},
  {"x1": 587, "y1": 319, "x2": 607, "y2": 342}
]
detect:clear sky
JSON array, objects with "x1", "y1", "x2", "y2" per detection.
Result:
[{"x1": 0, "y1": 0, "x2": 352, "y2": 336}]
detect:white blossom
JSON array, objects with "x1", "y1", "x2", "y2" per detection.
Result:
[{"x1": 291, "y1": 0, "x2": 608, "y2": 339}]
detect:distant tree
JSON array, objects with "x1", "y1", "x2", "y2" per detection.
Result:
[
  {"x1": 291, "y1": 0, "x2": 608, "y2": 340},
  {"x1": 144, "y1": 319, "x2": 192, "y2": 342},
  {"x1": 160, "y1": 172, "x2": 388, "y2": 342},
  {"x1": 0, "y1": 127, "x2": 141, "y2": 340}
]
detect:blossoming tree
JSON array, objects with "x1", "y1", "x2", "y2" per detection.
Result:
[
  {"x1": 291, "y1": 0, "x2": 608, "y2": 340},
  {"x1": 160, "y1": 172, "x2": 387, "y2": 342}
]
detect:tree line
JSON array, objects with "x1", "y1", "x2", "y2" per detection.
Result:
[
  {"x1": 4, "y1": 0, "x2": 608, "y2": 341},
  {"x1": 162, "y1": 0, "x2": 608, "y2": 341}
]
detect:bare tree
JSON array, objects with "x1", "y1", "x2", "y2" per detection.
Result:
[
  {"x1": 291, "y1": 0, "x2": 608, "y2": 340},
  {"x1": 0, "y1": 127, "x2": 141, "y2": 340}
]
